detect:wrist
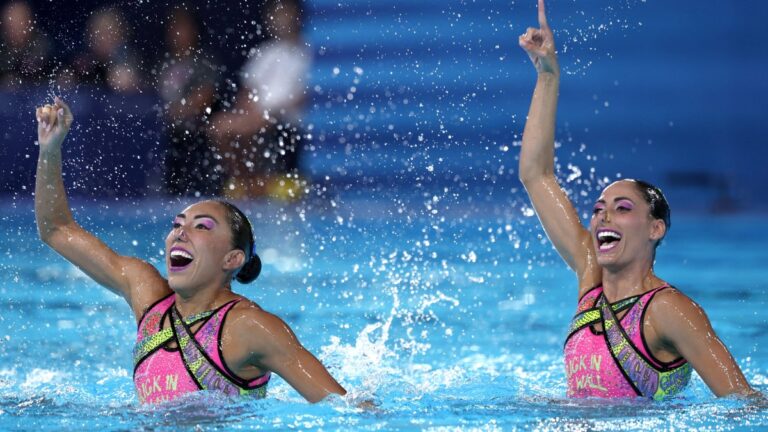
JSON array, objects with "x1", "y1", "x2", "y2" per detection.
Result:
[
  {"x1": 38, "y1": 141, "x2": 63, "y2": 156},
  {"x1": 536, "y1": 72, "x2": 560, "y2": 85},
  {"x1": 536, "y1": 55, "x2": 560, "y2": 79}
]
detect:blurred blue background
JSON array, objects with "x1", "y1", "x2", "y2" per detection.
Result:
[{"x1": 1, "y1": 0, "x2": 767, "y2": 212}]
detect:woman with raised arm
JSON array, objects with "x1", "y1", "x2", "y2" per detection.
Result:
[
  {"x1": 35, "y1": 98, "x2": 346, "y2": 404},
  {"x1": 517, "y1": 0, "x2": 755, "y2": 399}
]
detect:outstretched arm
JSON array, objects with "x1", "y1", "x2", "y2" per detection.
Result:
[
  {"x1": 235, "y1": 308, "x2": 346, "y2": 403},
  {"x1": 649, "y1": 289, "x2": 756, "y2": 397},
  {"x1": 518, "y1": 0, "x2": 598, "y2": 288},
  {"x1": 34, "y1": 98, "x2": 168, "y2": 319}
]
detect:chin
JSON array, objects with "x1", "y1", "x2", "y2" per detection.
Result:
[
  {"x1": 166, "y1": 273, "x2": 190, "y2": 292},
  {"x1": 598, "y1": 255, "x2": 633, "y2": 273},
  {"x1": 596, "y1": 250, "x2": 619, "y2": 268}
]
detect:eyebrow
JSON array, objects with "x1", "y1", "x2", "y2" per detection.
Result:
[
  {"x1": 596, "y1": 197, "x2": 635, "y2": 204},
  {"x1": 193, "y1": 214, "x2": 219, "y2": 223},
  {"x1": 174, "y1": 214, "x2": 220, "y2": 223}
]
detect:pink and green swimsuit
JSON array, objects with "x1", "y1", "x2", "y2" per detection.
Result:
[
  {"x1": 564, "y1": 285, "x2": 691, "y2": 399},
  {"x1": 133, "y1": 294, "x2": 271, "y2": 404}
]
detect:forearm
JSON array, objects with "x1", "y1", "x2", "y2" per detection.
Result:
[
  {"x1": 35, "y1": 144, "x2": 75, "y2": 242},
  {"x1": 288, "y1": 349, "x2": 347, "y2": 403},
  {"x1": 697, "y1": 338, "x2": 755, "y2": 397},
  {"x1": 519, "y1": 73, "x2": 559, "y2": 184}
]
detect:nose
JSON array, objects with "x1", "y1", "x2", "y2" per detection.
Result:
[
  {"x1": 600, "y1": 208, "x2": 611, "y2": 223},
  {"x1": 174, "y1": 225, "x2": 189, "y2": 241}
]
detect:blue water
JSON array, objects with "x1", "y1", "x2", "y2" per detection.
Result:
[{"x1": 1, "y1": 191, "x2": 766, "y2": 430}]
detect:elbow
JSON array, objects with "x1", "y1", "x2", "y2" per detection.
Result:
[
  {"x1": 36, "y1": 224, "x2": 57, "y2": 245},
  {"x1": 518, "y1": 166, "x2": 547, "y2": 186},
  {"x1": 36, "y1": 220, "x2": 67, "y2": 246},
  {"x1": 518, "y1": 170, "x2": 534, "y2": 185}
]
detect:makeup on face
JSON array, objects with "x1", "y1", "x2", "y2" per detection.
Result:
[
  {"x1": 615, "y1": 198, "x2": 635, "y2": 211},
  {"x1": 592, "y1": 201, "x2": 606, "y2": 215},
  {"x1": 592, "y1": 196, "x2": 637, "y2": 216},
  {"x1": 166, "y1": 211, "x2": 221, "y2": 273},
  {"x1": 171, "y1": 213, "x2": 219, "y2": 230},
  {"x1": 194, "y1": 216, "x2": 216, "y2": 230}
]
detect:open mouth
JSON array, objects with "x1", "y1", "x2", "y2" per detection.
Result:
[
  {"x1": 169, "y1": 247, "x2": 194, "y2": 271},
  {"x1": 596, "y1": 229, "x2": 622, "y2": 252}
]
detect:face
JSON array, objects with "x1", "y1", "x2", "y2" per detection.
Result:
[
  {"x1": 164, "y1": 201, "x2": 244, "y2": 291},
  {"x1": 89, "y1": 12, "x2": 124, "y2": 58},
  {"x1": 589, "y1": 180, "x2": 665, "y2": 269},
  {"x1": 266, "y1": 3, "x2": 299, "y2": 39},
  {"x1": 167, "y1": 12, "x2": 197, "y2": 53},
  {"x1": 2, "y1": 2, "x2": 33, "y2": 46}
]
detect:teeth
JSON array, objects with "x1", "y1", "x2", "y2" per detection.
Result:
[
  {"x1": 598, "y1": 231, "x2": 621, "y2": 241},
  {"x1": 170, "y1": 249, "x2": 193, "y2": 259}
]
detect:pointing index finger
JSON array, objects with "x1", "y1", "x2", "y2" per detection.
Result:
[{"x1": 538, "y1": 0, "x2": 548, "y2": 28}]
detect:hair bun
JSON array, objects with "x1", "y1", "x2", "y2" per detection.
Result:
[{"x1": 235, "y1": 253, "x2": 262, "y2": 284}]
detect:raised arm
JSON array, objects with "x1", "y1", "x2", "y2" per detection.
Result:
[
  {"x1": 649, "y1": 289, "x2": 756, "y2": 398},
  {"x1": 518, "y1": 0, "x2": 597, "y2": 286},
  {"x1": 34, "y1": 98, "x2": 168, "y2": 318}
]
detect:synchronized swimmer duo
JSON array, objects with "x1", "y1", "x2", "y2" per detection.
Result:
[{"x1": 34, "y1": 0, "x2": 756, "y2": 404}]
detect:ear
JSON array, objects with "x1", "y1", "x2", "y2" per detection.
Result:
[
  {"x1": 222, "y1": 249, "x2": 246, "y2": 272},
  {"x1": 649, "y1": 218, "x2": 666, "y2": 242}
]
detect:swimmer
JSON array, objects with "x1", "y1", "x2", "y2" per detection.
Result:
[
  {"x1": 34, "y1": 98, "x2": 346, "y2": 404},
  {"x1": 518, "y1": 0, "x2": 757, "y2": 399}
]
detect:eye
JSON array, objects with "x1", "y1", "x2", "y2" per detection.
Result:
[
  {"x1": 195, "y1": 223, "x2": 211, "y2": 230},
  {"x1": 592, "y1": 205, "x2": 605, "y2": 215},
  {"x1": 615, "y1": 200, "x2": 634, "y2": 212},
  {"x1": 172, "y1": 222, "x2": 181, "y2": 228}
]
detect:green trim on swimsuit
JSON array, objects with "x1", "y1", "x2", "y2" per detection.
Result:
[
  {"x1": 567, "y1": 295, "x2": 639, "y2": 337},
  {"x1": 133, "y1": 309, "x2": 215, "y2": 367}
]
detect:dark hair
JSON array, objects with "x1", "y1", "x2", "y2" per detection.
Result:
[
  {"x1": 214, "y1": 200, "x2": 261, "y2": 283},
  {"x1": 628, "y1": 179, "x2": 671, "y2": 244}
]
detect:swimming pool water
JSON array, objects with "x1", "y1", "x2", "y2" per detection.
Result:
[{"x1": 1, "y1": 192, "x2": 767, "y2": 431}]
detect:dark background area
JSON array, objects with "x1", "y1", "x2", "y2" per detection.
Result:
[{"x1": 2, "y1": 0, "x2": 767, "y2": 213}]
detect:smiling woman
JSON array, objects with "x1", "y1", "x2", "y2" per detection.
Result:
[
  {"x1": 517, "y1": 0, "x2": 757, "y2": 400},
  {"x1": 33, "y1": 98, "x2": 347, "y2": 404}
]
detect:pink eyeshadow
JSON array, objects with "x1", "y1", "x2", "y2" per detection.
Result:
[{"x1": 198, "y1": 218, "x2": 216, "y2": 229}]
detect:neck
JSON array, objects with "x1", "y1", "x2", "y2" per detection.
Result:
[
  {"x1": 600, "y1": 257, "x2": 663, "y2": 300},
  {"x1": 173, "y1": 282, "x2": 234, "y2": 317}
]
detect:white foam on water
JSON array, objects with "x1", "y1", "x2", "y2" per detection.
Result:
[{"x1": 20, "y1": 368, "x2": 69, "y2": 392}]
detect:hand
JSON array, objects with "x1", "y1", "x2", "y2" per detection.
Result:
[
  {"x1": 519, "y1": 0, "x2": 559, "y2": 76},
  {"x1": 36, "y1": 97, "x2": 73, "y2": 151}
]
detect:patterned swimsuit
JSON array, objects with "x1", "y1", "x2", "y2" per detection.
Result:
[
  {"x1": 133, "y1": 294, "x2": 270, "y2": 404},
  {"x1": 564, "y1": 285, "x2": 691, "y2": 399}
]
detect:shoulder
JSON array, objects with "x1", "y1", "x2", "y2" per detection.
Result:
[
  {"x1": 122, "y1": 256, "x2": 164, "y2": 279},
  {"x1": 647, "y1": 287, "x2": 701, "y2": 314},
  {"x1": 222, "y1": 299, "x2": 305, "y2": 363},
  {"x1": 225, "y1": 299, "x2": 298, "y2": 346},
  {"x1": 120, "y1": 257, "x2": 168, "y2": 293},
  {"x1": 646, "y1": 287, "x2": 713, "y2": 339},
  {"x1": 122, "y1": 257, "x2": 172, "y2": 318}
]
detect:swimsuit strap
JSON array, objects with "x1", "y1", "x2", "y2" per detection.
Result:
[
  {"x1": 170, "y1": 303, "x2": 268, "y2": 398},
  {"x1": 599, "y1": 292, "x2": 691, "y2": 400},
  {"x1": 133, "y1": 309, "x2": 215, "y2": 368},
  {"x1": 565, "y1": 295, "x2": 640, "y2": 344}
]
